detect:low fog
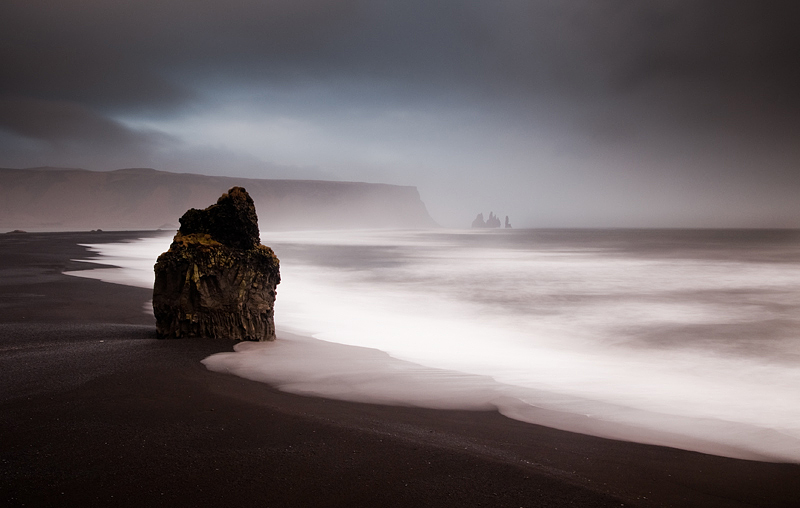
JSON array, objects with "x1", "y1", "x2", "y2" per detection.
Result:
[{"x1": 2, "y1": 1, "x2": 799, "y2": 227}]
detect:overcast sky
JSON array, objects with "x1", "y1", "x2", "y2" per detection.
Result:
[{"x1": 1, "y1": 1, "x2": 799, "y2": 227}]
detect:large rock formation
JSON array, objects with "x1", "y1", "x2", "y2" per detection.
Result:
[
  {"x1": 471, "y1": 213, "x2": 486, "y2": 228},
  {"x1": 153, "y1": 187, "x2": 280, "y2": 341},
  {"x1": 471, "y1": 211, "x2": 502, "y2": 228}
]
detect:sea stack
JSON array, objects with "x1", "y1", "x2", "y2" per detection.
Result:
[
  {"x1": 472, "y1": 212, "x2": 502, "y2": 228},
  {"x1": 471, "y1": 213, "x2": 486, "y2": 228},
  {"x1": 153, "y1": 187, "x2": 280, "y2": 341}
]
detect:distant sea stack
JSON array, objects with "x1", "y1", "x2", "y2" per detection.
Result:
[
  {"x1": 153, "y1": 187, "x2": 280, "y2": 341},
  {"x1": 0, "y1": 167, "x2": 438, "y2": 231},
  {"x1": 471, "y1": 212, "x2": 504, "y2": 228}
]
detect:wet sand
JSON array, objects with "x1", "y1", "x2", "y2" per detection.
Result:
[{"x1": 1, "y1": 231, "x2": 798, "y2": 507}]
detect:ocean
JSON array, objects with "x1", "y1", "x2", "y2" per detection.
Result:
[{"x1": 66, "y1": 228, "x2": 800, "y2": 462}]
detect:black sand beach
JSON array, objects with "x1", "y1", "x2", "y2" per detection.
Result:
[{"x1": 1, "y1": 231, "x2": 798, "y2": 507}]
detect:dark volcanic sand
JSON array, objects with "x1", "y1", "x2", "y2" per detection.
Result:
[{"x1": 0, "y1": 232, "x2": 798, "y2": 507}]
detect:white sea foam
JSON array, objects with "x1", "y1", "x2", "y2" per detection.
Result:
[{"x1": 68, "y1": 229, "x2": 800, "y2": 462}]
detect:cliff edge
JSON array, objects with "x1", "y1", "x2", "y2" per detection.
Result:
[{"x1": 0, "y1": 167, "x2": 439, "y2": 231}]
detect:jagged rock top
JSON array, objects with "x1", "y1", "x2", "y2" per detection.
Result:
[{"x1": 178, "y1": 186, "x2": 260, "y2": 250}]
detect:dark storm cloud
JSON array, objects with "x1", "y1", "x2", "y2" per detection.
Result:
[
  {"x1": 473, "y1": 1, "x2": 800, "y2": 96},
  {"x1": 4, "y1": 1, "x2": 798, "y2": 110},
  {"x1": 0, "y1": 95, "x2": 182, "y2": 172},
  {"x1": 0, "y1": 0, "x2": 364, "y2": 160},
  {"x1": 0, "y1": 96, "x2": 172, "y2": 149},
  {"x1": 0, "y1": 0, "x2": 362, "y2": 112}
]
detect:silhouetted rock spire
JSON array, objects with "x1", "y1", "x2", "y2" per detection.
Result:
[
  {"x1": 471, "y1": 211, "x2": 504, "y2": 228},
  {"x1": 486, "y1": 212, "x2": 501, "y2": 228}
]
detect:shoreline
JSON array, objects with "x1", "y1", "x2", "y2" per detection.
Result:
[{"x1": 1, "y1": 231, "x2": 798, "y2": 507}]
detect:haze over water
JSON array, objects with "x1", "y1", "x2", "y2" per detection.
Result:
[{"x1": 69, "y1": 229, "x2": 800, "y2": 462}]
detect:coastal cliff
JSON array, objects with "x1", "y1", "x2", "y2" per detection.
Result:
[{"x1": 0, "y1": 167, "x2": 438, "y2": 231}]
